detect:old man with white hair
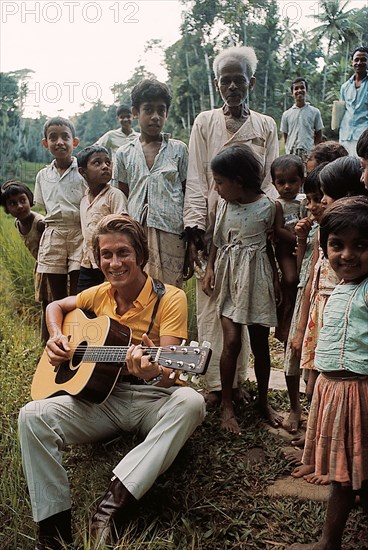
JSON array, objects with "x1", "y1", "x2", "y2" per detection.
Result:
[{"x1": 183, "y1": 45, "x2": 281, "y2": 426}]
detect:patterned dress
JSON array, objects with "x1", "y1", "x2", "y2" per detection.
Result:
[
  {"x1": 284, "y1": 223, "x2": 318, "y2": 375},
  {"x1": 300, "y1": 243, "x2": 340, "y2": 370},
  {"x1": 213, "y1": 196, "x2": 277, "y2": 327}
]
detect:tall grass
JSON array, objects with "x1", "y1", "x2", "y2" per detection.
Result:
[
  {"x1": 0, "y1": 212, "x2": 39, "y2": 318},
  {"x1": 0, "y1": 210, "x2": 366, "y2": 549}
]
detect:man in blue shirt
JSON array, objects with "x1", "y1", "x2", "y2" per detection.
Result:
[{"x1": 339, "y1": 46, "x2": 368, "y2": 156}]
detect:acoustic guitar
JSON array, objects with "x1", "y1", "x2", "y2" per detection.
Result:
[{"x1": 31, "y1": 309, "x2": 211, "y2": 404}]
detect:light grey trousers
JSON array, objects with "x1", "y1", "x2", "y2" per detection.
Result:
[
  {"x1": 196, "y1": 278, "x2": 250, "y2": 392},
  {"x1": 18, "y1": 384, "x2": 206, "y2": 522}
]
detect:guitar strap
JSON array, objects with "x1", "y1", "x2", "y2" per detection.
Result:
[{"x1": 146, "y1": 278, "x2": 166, "y2": 337}]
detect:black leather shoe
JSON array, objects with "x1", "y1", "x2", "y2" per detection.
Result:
[
  {"x1": 36, "y1": 509, "x2": 73, "y2": 549},
  {"x1": 90, "y1": 477, "x2": 137, "y2": 549}
]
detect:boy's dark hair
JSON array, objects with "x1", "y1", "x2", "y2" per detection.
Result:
[
  {"x1": 43, "y1": 116, "x2": 76, "y2": 138},
  {"x1": 319, "y1": 157, "x2": 368, "y2": 200},
  {"x1": 357, "y1": 129, "x2": 368, "y2": 160},
  {"x1": 319, "y1": 195, "x2": 368, "y2": 257},
  {"x1": 77, "y1": 145, "x2": 110, "y2": 168},
  {"x1": 351, "y1": 46, "x2": 368, "y2": 58},
  {"x1": 92, "y1": 214, "x2": 149, "y2": 269},
  {"x1": 131, "y1": 79, "x2": 172, "y2": 111},
  {"x1": 307, "y1": 141, "x2": 348, "y2": 165},
  {"x1": 0, "y1": 180, "x2": 34, "y2": 212},
  {"x1": 116, "y1": 105, "x2": 132, "y2": 117},
  {"x1": 291, "y1": 77, "x2": 308, "y2": 92},
  {"x1": 304, "y1": 163, "x2": 327, "y2": 195},
  {"x1": 211, "y1": 144, "x2": 263, "y2": 193},
  {"x1": 270, "y1": 154, "x2": 304, "y2": 181}
]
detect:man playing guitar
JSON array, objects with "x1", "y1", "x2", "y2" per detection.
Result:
[{"x1": 19, "y1": 214, "x2": 206, "y2": 550}]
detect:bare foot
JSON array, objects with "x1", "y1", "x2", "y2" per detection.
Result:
[
  {"x1": 291, "y1": 464, "x2": 314, "y2": 478},
  {"x1": 304, "y1": 473, "x2": 330, "y2": 485},
  {"x1": 220, "y1": 405, "x2": 241, "y2": 435},
  {"x1": 282, "y1": 408, "x2": 302, "y2": 433},
  {"x1": 283, "y1": 448, "x2": 303, "y2": 466},
  {"x1": 291, "y1": 434, "x2": 306, "y2": 448},
  {"x1": 205, "y1": 391, "x2": 221, "y2": 408},
  {"x1": 232, "y1": 386, "x2": 252, "y2": 405},
  {"x1": 255, "y1": 402, "x2": 283, "y2": 427}
]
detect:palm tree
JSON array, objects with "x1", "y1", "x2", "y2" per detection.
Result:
[
  {"x1": 308, "y1": 0, "x2": 354, "y2": 100},
  {"x1": 280, "y1": 16, "x2": 298, "y2": 110}
]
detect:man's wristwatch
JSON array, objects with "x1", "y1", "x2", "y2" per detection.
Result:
[{"x1": 144, "y1": 365, "x2": 164, "y2": 385}]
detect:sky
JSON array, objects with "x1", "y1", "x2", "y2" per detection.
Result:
[{"x1": 1, "y1": 0, "x2": 367, "y2": 118}]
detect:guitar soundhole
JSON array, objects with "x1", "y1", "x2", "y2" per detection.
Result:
[
  {"x1": 71, "y1": 341, "x2": 88, "y2": 369},
  {"x1": 54, "y1": 342, "x2": 87, "y2": 384}
]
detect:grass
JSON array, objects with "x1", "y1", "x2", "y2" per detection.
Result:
[{"x1": 0, "y1": 211, "x2": 367, "y2": 550}]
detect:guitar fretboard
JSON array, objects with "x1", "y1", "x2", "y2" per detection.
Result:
[{"x1": 80, "y1": 346, "x2": 161, "y2": 363}]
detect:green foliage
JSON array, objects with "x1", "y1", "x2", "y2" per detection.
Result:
[
  {"x1": 165, "y1": 34, "x2": 215, "y2": 141},
  {"x1": 0, "y1": 72, "x2": 22, "y2": 183},
  {"x1": 0, "y1": 211, "x2": 39, "y2": 316},
  {"x1": 111, "y1": 64, "x2": 157, "y2": 107},
  {"x1": 74, "y1": 100, "x2": 115, "y2": 151},
  {"x1": 5, "y1": 2, "x2": 368, "y2": 158},
  {"x1": 19, "y1": 115, "x2": 49, "y2": 163}
]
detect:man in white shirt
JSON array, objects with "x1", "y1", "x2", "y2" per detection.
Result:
[
  {"x1": 183, "y1": 46, "x2": 281, "y2": 427},
  {"x1": 96, "y1": 105, "x2": 139, "y2": 184},
  {"x1": 280, "y1": 77, "x2": 324, "y2": 163}
]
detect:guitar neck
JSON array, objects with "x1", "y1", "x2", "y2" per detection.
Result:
[{"x1": 82, "y1": 346, "x2": 160, "y2": 364}]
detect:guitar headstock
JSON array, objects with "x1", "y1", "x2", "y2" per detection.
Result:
[{"x1": 157, "y1": 341, "x2": 211, "y2": 375}]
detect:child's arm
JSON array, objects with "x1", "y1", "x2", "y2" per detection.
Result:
[
  {"x1": 274, "y1": 201, "x2": 297, "y2": 245},
  {"x1": 36, "y1": 218, "x2": 46, "y2": 234},
  {"x1": 202, "y1": 241, "x2": 217, "y2": 296},
  {"x1": 289, "y1": 236, "x2": 319, "y2": 357},
  {"x1": 266, "y1": 239, "x2": 282, "y2": 305},
  {"x1": 118, "y1": 181, "x2": 129, "y2": 198},
  {"x1": 314, "y1": 129, "x2": 323, "y2": 145},
  {"x1": 34, "y1": 171, "x2": 46, "y2": 212},
  {"x1": 114, "y1": 150, "x2": 129, "y2": 198},
  {"x1": 295, "y1": 217, "x2": 313, "y2": 274}
]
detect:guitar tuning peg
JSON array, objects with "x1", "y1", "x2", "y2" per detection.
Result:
[
  {"x1": 190, "y1": 374, "x2": 200, "y2": 385},
  {"x1": 181, "y1": 339, "x2": 187, "y2": 345},
  {"x1": 179, "y1": 372, "x2": 188, "y2": 382},
  {"x1": 189, "y1": 340, "x2": 199, "y2": 347},
  {"x1": 169, "y1": 371, "x2": 176, "y2": 379},
  {"x1": 202, "y1": 340, "x2": 211, "y2": 348}
]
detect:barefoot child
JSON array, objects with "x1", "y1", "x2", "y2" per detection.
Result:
[
  {"x1": 202, "y1": 144, "x2": 282, "y2": 434},
  {"x1": 0, "y1": 180, "x2": 51, "y2": 342},
  {"x1": 271, "y1": 155, "x2": 305, "y2": 343},
  {"x1": 282, "y1": 165, "x2": 325, "y2": 434},
  {"x1": 115, "y1": 79, "x2": 188, "y2": 288},
  {"x1": 284, "y1": 143, "x2": 349, "y2": 437},
  {"x1": 286, "y1": 195, "x2": 368, "y2": 550},
  {"x1": 76, "y1": 145, "x2": 127, "y2": 292},
  {"x1": 35, "y1": 116, "x2": 86, "y2": 300},
  {"x1": 291, "y1": 156, "x2": 368, "y2": 483}
]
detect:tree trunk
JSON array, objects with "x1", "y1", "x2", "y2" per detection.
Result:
[{"x1": 204, "y1": 50, "x2": 215, "y2": 109}]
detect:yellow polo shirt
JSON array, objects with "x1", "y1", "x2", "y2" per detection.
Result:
[{"x1": 75, "y1": 276, "x2": 187, "y2": 345}]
